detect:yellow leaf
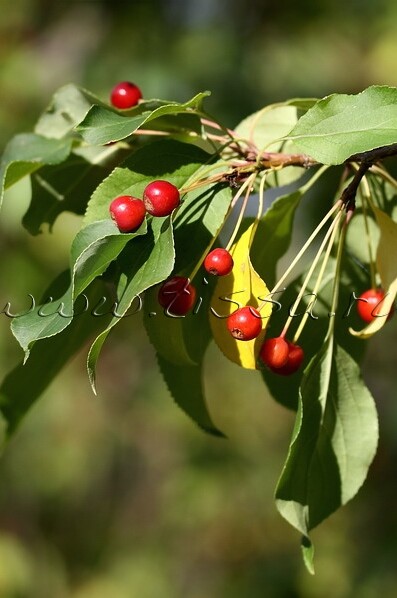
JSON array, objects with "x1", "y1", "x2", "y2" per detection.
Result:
[
  {"x1": 210, "y1": 222, "x2": 272, "y2": 368},
  {"x1": 349, "y1": 206, "x2": 397, "y2": 338}
]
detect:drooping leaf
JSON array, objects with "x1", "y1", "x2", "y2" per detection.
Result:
[
  {"x1": 0, "y1": 134, "x2": 72, "y2": 209},
  {"x1": 349, "y1": 206, "x2": 397, "y2": 338},
  {"x1": 276, "y1": 341, "x2": 378, "y2": 564},
  {"x1": 144, "y1": 265, "x2": 220, "y2": 435},
  {"x1": 34, "y1": 83, "x2": 102, "y2": 139},
  {"x1": 210, "y1": 221, "x2": 272, "y2": 369},
  {"x1": 287, "y1": 86, "x2": 397, "y2": 165},
  {"x1": 11, "y1": 219, "x2": 147, "y2": 358},
  {"x1": 76, "y1": 92, "x2": 209, "y2": 145},
  {"x1": 0, "y1": 279, "x2": 112, "y2": 439},
  {"x1": 87, "y1": 216, "x2": 175, "y2": 391},
  {"x1": 157, "y1": 354, "x2": 224, "y2": 437}
]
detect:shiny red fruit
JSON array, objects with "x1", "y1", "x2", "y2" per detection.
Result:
[
  {"x1": 204, "y1": 248, "x2": 234, "y2": 276},
  {"x1": 158, "y1": 276, "x2": 196, "y2": 316},
  {"x1": 143, "y1": 180, "x2": 180, "y2": 217},
  {"x1": 109, "y1": 195, "x2": 146, "y2": 232},
  {"x1": 110, "y1": 81, "x2": 142, "y2": 109},
  {"x1": 259, "y1": 337, "x2": 289, "y2": 369},
  {"x1": 271, "y1": 340, "x2": 304, "y2": 376},
  {"x1": 227, "y1": 306, "x2": 262, "y2": 341},
  {"x1": 356, "y1": 288, "x2": 394, "y2": 323}
]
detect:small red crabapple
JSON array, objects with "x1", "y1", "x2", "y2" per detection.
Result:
[
  {"x1": 158, "y1": 276, "x2": 196, "y2": 316},
  {"x1": 356, "y1": 288, "x2": 394, "y2": 323},
  {"x1": 204, "y1": 248, "x2": 234, "y2": 276},
  {"x1": 110, "y1": 81, "x2": 142, "y2": 109},
  {"x1": 143, "y1": 180, "x2": 180, "y2": 217},
  {"x1": 109, "y1": 195, "x2": 146, "y2": 232},
  {"x1": 270, "y1": 340, "x2": 304, "y2": 376},
  {"x1": 259, "y1": 337, "x2": 289, "y2": 369},
  {"x1": 227, "y1": 306, "x2": 262, "y2": 341}
]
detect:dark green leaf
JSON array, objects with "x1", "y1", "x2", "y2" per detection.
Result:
[
  {"x1": 157, "y1": 354, "x2": 224, "y2": 437},
  {"x1": 23, "y1": 153, "x2": 112, "y2": 234},
  {"x1": 287, "y1": 86, "x2": 397, "y2": 165}
]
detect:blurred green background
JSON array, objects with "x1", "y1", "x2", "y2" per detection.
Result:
[{"x1": 1, "y1": 1, "x2": 397, "y2": 596}]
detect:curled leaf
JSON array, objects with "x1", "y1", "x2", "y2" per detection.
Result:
[
  {"x1": 349, "y1": 206, "x2": 397, "y2": 338},
  {"x1": 210, "y1": 222, "x2": 272, "y2": 369}
]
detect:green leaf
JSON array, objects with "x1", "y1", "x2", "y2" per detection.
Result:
[
  {"x1": 276, "y1": 341, "x2": 378, "y2": 548},
  {"x1": 76, "y1": 92, "x2": 210, "y2": 145},
  {"x1": 34, "y1": 83, "x2": 103, "y2": 139},
  {"x1": 84, "y1": 139, "x2": 213, "y2": 224},
  {"x1": 11, "y1": 219, "x2": 147, "y2": 357},
  {"x1": 0, "y1": 280, "x2": 112, "y2": 439},
  {"x1": 87, "y1": 216, "x2": 175, "y2": 392},
  {"x1": 287, "y1": 86, "x2": 397, "y2": 165},
  {"x1": 157, "y1": 355, "x2": 224, "y2": 437},
  {"x1": 0, "y1": 134, "x2": 72, "y2": 209}
]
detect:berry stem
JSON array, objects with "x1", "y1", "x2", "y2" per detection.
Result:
[
  {"x1": 180, "y1": 160, "x2": 232, "y2": 194},
  {"x1": 292, "y1": 208, "x2": 344, "y2": 343},
  {"x1": 326, "y1": 213, "x2": 349, "y2": 341},
  {"x1": 358, "y1": 174, "x2": 377, "y2": 289},
  {"x1": 225, "y1": 173, "x2": 258, "y2": 251},
  {"x1": 261, "y1": 166, "x2": 334, "y2": 299},
  {"x1": 281, "y1": 206, "x2": 343, "y2": 339}
]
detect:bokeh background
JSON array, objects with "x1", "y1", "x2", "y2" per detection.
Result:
[{"x1": 1, "y1": 1, "x2": 397, "y2": 596}]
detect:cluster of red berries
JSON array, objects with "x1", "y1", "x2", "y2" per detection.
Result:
[
  {"x1": 109, "y1": 180, "x2": 180, "y2": 232},
  {"x1": 157, "y1": 249, "x2": 234, "y2": 317}
]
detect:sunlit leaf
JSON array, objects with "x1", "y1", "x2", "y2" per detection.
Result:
[
  {"x1": 210, "y1": 222, "x2": 272, "y2": 369},
  {"x1": 287, "y1": 86, "x2": 397, "y2": 165},
  {"x1": 76, "y1": 92, "x2": 209, "y2": 145}
]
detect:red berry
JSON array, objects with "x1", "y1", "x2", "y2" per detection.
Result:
[
  {"x1": 158, "y1": 276, "x2": 196, "y2": 316},
  {"x1": 259, "y1": 337, "x2": 289, "y2": 369},
  {"x1": 109, "y1": 195, "x2": 146, "y2": 232},
  {"x1": 356, "y1": 288, "x2": 394, "y2": 323},
  {"x1": 227, "y1": 306, "x2": 262, "y2": 341},
  {"x1": 110, "y1": 81, "x2": 142, "y2": 109},
  {"x1": 143, "y1": 180, "x2": 180, "y2": 217},
  {"x1": 271, "y1": 341, "x2": 304, "y2": 376},
  {"x1": 204, "y1": 248, "x2": 234, "y2": 276}
]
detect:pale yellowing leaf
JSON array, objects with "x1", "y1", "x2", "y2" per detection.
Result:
[
  {"x1": 210, "y1": 223, "x2": 272, "y2": 369},
  {"x1": 349, "y1": 206, "x2": 397, "y2": 338}
]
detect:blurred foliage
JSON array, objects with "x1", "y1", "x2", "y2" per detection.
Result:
[{"x1": 1, "y1": 0, "x2": 397, "y2": 596}]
